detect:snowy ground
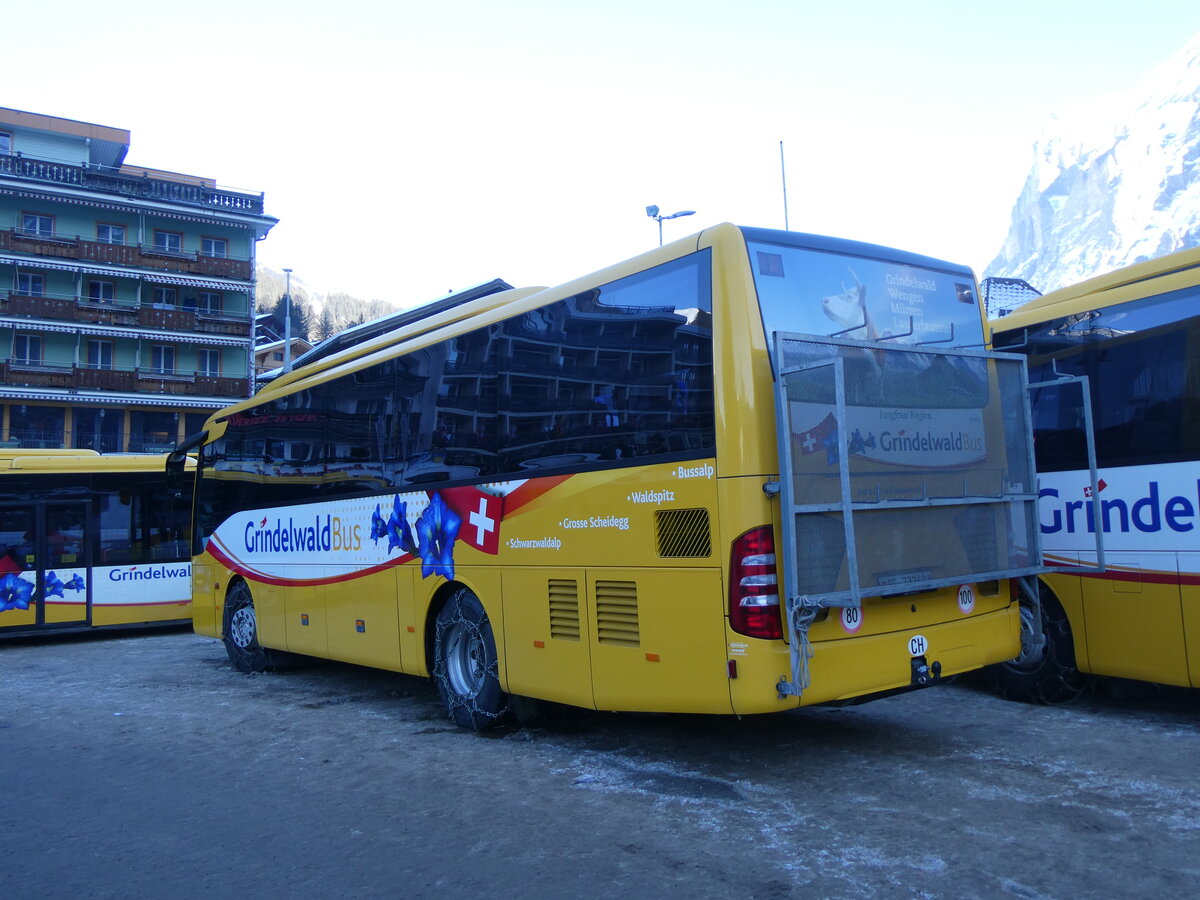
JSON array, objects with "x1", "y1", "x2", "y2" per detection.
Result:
[{"x1": 2, "y1": 628, "x2": 1198, "y2": 899}]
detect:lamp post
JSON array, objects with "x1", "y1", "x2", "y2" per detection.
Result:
[
  {"x1": 646, "y1": 205, "x2": 695, "y2": 246},
  {"x1": 282, "y1": 268, "x2": 293, "y2": 373}
]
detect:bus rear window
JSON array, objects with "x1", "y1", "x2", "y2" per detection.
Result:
[{"x1": 748, "y1": 241, "x2": 984, "y2": 349}]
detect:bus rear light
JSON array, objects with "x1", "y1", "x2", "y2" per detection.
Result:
[{"x1": 730, "y1": 526, "x2": 783, "y2": 640}]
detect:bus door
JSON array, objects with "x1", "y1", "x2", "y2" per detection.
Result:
[
  {"x1": 0, "y1": 504, "x2": 39, "y2": 630},
  {"x1": 41, "y1": 500, "x2": 92, "y2": 626},
  {"x1": 0, "y1": 501, "x2": 92, "y2": 630}
]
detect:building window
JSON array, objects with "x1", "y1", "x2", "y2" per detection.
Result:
[
  {"x1": 87, "y1": 340, "x2": 114, "y2": 370},
  {"x1": 97, "y1": 223, "x2": 127, "y2": 244},
  {"x1": 14, "y1": 334, "x2": 42, "y2": 365},
  {"x1": 152, "y1": 287, "x2": 177, "y2": 307},
  {"x1": 201, "y1": 237, "x2": 228, "y2": 258},
  {"x1": 273, "y1": 350, "x2": 284, "y2": 362},
  {"x1": 197, "y1": 291, "x2": 223, "y2": 315},
  {"x1": 199, "y1": 349, "x2": 221, "y2": 376},
  {"x1": 16, "y1": 273, "x2": 44, "y2": 297},
  {"x1": 153, "y1": 230, "x2": 183, "y2": 253},
  {"x1": 21, "y1": 213, "x2": 54, "y2": 237},
  {"x1": 0, "y1": 132, "x2": 11, "y2": 154},
  {"x1": 151, "y1": 345, "x2": 175, "y2": 374},
  {"x1": 88, "y1": 281, "x2": 115, "y2": 303}
]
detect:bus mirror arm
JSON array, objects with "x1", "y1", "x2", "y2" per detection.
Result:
[{"x1": 167, "y1": 430, "x2": 207, "y2": 477}]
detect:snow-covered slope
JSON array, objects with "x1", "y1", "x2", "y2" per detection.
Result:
[{"x1": 987, "y1": 33, "x2": 1200, "y2": 294}]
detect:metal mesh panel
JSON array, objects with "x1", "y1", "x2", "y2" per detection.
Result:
[
  {"x1": 775, "y1": 334, "x2": 1040, "y2": 606},
  {"x1": 655, "y1": 508, "x2": 712, "y2": 558}
]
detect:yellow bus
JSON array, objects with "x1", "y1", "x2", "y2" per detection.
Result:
[
  {"x1": 0, "y1": 449, "x2": 193, "y2": 635},
  {"x1": 181, "y1": 224, "x2": 1040, "y2": 728},
  {"x1": 989, "y1": 246, "x2": 1200, "y2": 700}
]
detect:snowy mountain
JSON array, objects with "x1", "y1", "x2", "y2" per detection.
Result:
[{"x1": 986, "y1": 32, "x2": 1200, "y2": 297}]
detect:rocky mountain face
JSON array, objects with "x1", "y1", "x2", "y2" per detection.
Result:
[{"x1": 986, "y1": 33, "x2": 1200, "y2": 297}]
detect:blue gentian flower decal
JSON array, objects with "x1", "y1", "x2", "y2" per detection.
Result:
[
  {"x1": 0, "y1": 573, "x2": 34, "y2": 612},
  {"x1": 415, "y1": 492, "x2": 461, "y2": 580},
  {"x1": 387, "y1": 495, "x2": 417, "y2": 555},
  {"x1": 370, "y1": 504, "x2": 388, "y2": 545},
  {"x1": 65, "y1": 574, "x2": 86, "y2": 592},
  {"x1": 45, "y1": 571, "x2": 66, "y2": 598}
]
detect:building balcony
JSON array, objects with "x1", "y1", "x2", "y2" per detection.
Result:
[
  {"x1": 0, "y1": 289, "x2": 251, "y2": 337},
  {"x1": 0, "y1": 153, "x2": 266, "y2": 216},
  {"x1": 0, "y1": 361, "x2": 249, "y2": 398},
  {"x1": 0, "y1": 227, "x2": 253, "y2": 280}
]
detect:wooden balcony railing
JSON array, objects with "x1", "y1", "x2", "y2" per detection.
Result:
[
  {"x1": 0, "y1": 228, "x2": 253, "y2": 280},
  {"x1": 0, "y1": 291, "x2": 251, "y2": 337},
  {"x1": 0, "y1": 362, "x2": 250, "y2": 398}
]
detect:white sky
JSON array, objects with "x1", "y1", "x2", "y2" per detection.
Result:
[{"x1": 8, "y1": 0, "x2": 1200, "y2": 307}]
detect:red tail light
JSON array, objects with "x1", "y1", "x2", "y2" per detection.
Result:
[{"x1": 729, "y1": 526, "x2": 783, "y2": 640}]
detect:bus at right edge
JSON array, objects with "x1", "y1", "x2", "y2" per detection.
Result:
[{"x1": 990, "y1": 246, "x2": 1200, "y2": 700}]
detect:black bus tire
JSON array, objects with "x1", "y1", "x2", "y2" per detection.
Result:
[
  {"x1": 222, "y1": 581, "x2": 279, "y2": 674},
  {"x1": 986, "y1": 583, "x2": 1085, "y2": 704},
  {"x1": 433, "y1": 587, "x2": 511, "y2": 730}
]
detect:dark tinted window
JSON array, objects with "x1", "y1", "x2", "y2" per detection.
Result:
[
  {"x1": 199, "y1": 250, "x2": 715, "y2": 512},
  {"x1": 999, "y1": 284, "x2": 1200, "y2": 471}
]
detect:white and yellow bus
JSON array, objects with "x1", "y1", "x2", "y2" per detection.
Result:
[
  {"x1": 182, "y1": 224, "x2": 1041, "y2": 727},
  {"x1": 0, "y1": 449, "x2": 193, "y2": 635},
  {"x1": 989, "y1": 246, "x2": 1200, "y2": 700}
]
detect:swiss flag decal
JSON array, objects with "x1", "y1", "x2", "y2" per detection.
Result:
[{"x1": 439, "y1": 487, "x2": 505, "y2": 555}]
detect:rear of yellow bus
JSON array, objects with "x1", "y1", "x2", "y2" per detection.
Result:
[{"x1": 704, "y1": 224, "x2": 1028, "y2": 713}]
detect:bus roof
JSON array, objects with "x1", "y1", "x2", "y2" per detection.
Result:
[
  {"x1": 996, "y1": 245, "x2": 1200, "y2": 332},
  {"x1": 258, "y1": 284, "x2": 547, "y2": 400},
  {"x1": 0, "y1": 451, "x2": 194, "y2": 473}
]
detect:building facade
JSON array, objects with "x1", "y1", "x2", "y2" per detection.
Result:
[{"x1": 0, "y1": 107, "x2": 276, "y2": 451}]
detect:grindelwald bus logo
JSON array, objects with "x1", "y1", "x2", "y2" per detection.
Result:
[{"x1": 244, "y1": 513, "x2": 362, "y2": 555}]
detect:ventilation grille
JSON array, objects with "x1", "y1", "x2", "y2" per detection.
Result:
[
  {"x1": 595, "y1": 580, "x2": 639, "y2": 647},
  {"x1": 655, "y1": 508, "x2": 712, "y2": 558},
  {"x1": 548, "y1": 579, "x2": 580, "y2": 641}
]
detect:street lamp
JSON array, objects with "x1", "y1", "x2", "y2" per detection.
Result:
[
  {"x1": 282, "y1": 267, "x2": 293, "y2": 373},
  {"x1": 646, "y1": 205, "x2": 695, "y2": 246}
]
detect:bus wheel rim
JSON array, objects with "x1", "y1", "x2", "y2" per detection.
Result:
[
  {"x1": 444, "y1": 622, "x2": 484, "y2": 697},
  {"x1": 1008, "y1": 602, "x2": 1044, "y2": 672},
  {"x1": 230, "y1": 606, "x2": 256, "y2": 649}
]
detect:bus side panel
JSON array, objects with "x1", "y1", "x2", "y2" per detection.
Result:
[
  {"x1": 1040, "y1": 567, "x2": 1090, "y2": 673},
  {"x1": 1075, "y1": 554, "x2": 1190, "y2": 687},
  {"x1": 252, "y1": 577, "x2": 289, "y2": 650},
  {"x1": 587, "y1": 567, "x2": 732, "y2": 714},
  {"x1": 396, "y1": 567, "x2": 423, "y2": 676},
  {"x1": 501, "y1": 566, "x2": 596, "y2": 709},
  {"x1": 191, "y1": 560, "x2": 220, "y2": 638},
  {"x1": 1181, "y1": 554, "x2": 1200, "y2": 688},
  {"x1": 324, "y1": 564, "x2": 402, "y2": 672},
  {"x1": 284, "y1": 578, "x2": 328, "y2": 659}
]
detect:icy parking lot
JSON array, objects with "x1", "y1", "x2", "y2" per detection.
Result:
[{"x1": 2, "y1": 628, "x2": 1198, "y2": 899}]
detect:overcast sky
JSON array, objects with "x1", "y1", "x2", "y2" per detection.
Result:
[{"x1": 8, "y1": 1, "x2": 1200, "y2": 307}]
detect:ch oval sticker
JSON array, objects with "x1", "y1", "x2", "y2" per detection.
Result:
[
  {"x1": 908, "y1": 634, "x2": 929, "y2": 656},
  {"x1": 841, "y1": 605, "x2": 864, "y2": 634}
]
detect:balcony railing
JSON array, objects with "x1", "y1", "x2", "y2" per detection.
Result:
[
  {"x1": 0, "y1": 227, "x2": 253, "y2": 280},
  {"x1": 0, "y1": 361, "x2": 250, "y2": 398},
  {"x1": 0, "y1": 153, "x2": 266, "y2": 215},
  {"x1": 0, "y1": 289, "x2": 250, "y2": 336}
]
